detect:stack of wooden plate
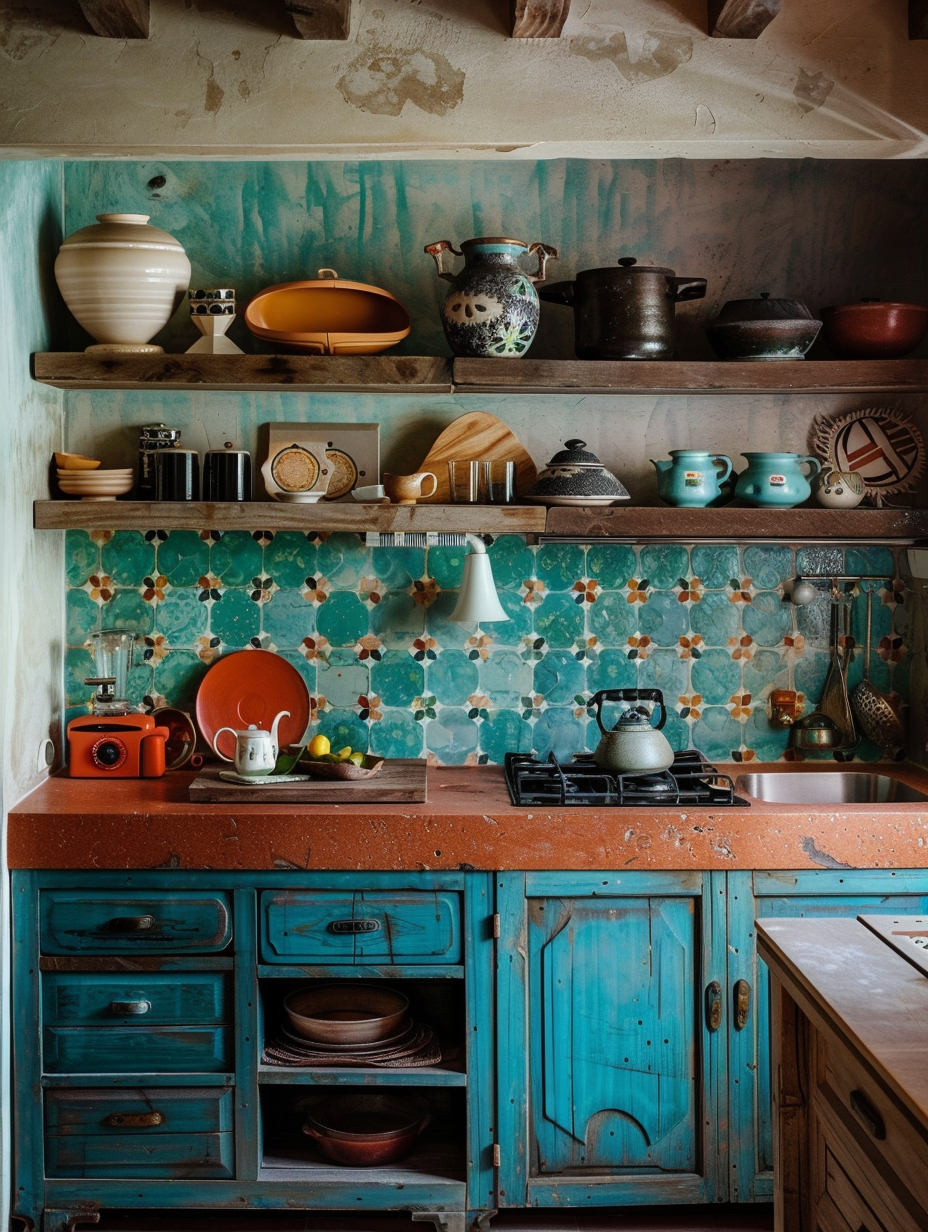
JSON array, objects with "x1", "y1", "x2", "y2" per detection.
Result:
[{"x1": 57, "y1": 468, "x2": 134, "y2": 500}]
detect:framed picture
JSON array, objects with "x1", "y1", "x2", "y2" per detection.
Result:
[{"x1": 259, "y1": 422, "x2": 380, "y2": 502}]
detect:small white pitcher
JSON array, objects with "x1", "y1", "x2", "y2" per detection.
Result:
[{"x1": 214, "y1": 710, "x2": 290, "y2": 777}]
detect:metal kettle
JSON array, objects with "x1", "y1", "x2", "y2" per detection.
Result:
[{"x1": 590, "y1": 688, "x2": 675, "y2": 775}]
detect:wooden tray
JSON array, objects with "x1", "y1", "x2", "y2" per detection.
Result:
[{"x1": 189, "y1": 759, "x2": 427, "y2": 803}]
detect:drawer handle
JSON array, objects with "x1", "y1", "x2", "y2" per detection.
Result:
[
  {"x1": 106, "y1": 915, "x2": 155, "y2": 932},
  {"x1": 733, "y1": 979, "x2": 751, "y2": 1031},
  {"x1": 705, "y1": 980, "x2": 722, "y2": 1032},
  {"x1": 327, "y1": 918, "x2": 381, "y2": 935},
  {"x1": 105, "y1": 1111, "x2": 164, "y2": 1128},
  {"x1": 850, "y1": 1089, "x2": 886, "y2": 1140},
  {"x1": 110, "y1": 1000, "x2": 151, "y2": 1015}
]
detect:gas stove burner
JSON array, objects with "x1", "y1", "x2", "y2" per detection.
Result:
[{"x1": 504, "y1": 750, "x2": 750, "y2": 808}]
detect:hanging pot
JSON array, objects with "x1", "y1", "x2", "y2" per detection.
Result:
[{"x1": 539, "y1": 256, "x2": 707, "y2": 360}]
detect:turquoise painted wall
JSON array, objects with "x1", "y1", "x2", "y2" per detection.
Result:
[{"x1": 58, "y1": 159, "x2": 924, "y2": 765}]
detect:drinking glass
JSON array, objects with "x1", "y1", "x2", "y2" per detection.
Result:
[
  {"x1": 447, "y1": 460, "x2": 481, "y2": 503},
  {"x1": 482, "y1": 460, "x2": 515, "y2": 504}
]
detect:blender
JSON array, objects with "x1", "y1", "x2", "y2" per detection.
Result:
[{"x1": 86, "y1": 629, "x2": 135, "y2": 715}]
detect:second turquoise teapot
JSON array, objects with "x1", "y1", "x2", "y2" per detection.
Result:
[
  {"x1": 734, "y1": 452, "x2": 822, "y2": 507},
  {"x1": 652, "y1": 449, "x2": 733, "y2": 507}
]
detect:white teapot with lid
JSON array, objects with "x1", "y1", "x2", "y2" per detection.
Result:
[{"x1": 214, "y1": 710, "x2": 290, "y2": 777}]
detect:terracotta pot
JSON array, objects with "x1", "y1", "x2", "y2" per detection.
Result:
[
  {"x1": 283, "y1": 983, "x2": 409, "y2": 1044},
  {"x1": 54, "y1": 213, "x2": 190, "y2": 354},
  {"x1": 301, "y1": 1092, "x2": 431, "y2": 1167},
  {"x1": 820, "y1": 300, "x2": 928, "y2": 359}
]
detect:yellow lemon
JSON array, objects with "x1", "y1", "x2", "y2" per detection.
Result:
[{"x1": 306, "y1": 733, "x2": 330, "y2": 760}]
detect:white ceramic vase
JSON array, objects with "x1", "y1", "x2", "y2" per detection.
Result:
[{"x1": 54, "y1": 213, "x2": 191, "y2": 354}]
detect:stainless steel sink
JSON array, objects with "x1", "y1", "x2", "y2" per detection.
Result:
[{"x1": 734, "y1": 771, "x2": 928, "y2": 805}]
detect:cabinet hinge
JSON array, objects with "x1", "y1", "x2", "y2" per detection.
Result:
[
  {"x1": 493, "y1": 1142, "x2": 501, "y2": 1168},
  {"x1": 492, "y1": 913, "x2": 501, "y2": 939}
]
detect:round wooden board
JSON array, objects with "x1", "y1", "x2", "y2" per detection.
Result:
[{"x1": 416, "y1": 410, "x2": 537, "y2": 501}]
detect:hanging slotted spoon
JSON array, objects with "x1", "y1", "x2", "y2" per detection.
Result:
[{"x1": 850, "y1": 587, "x2": 906, "y2": 759}]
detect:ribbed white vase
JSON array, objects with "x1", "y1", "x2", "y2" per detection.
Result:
[{"x1": 54, "y1": 213, "x2": 191, "y2": 354}]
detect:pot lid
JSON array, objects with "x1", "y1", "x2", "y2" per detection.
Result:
[
  {"x1": 577, "y1": 256, "x2": 675, "y2": 278},
  {"x1": 614, "y1": 708, "x2": 657, "y2": 732},
  {"x1": 713, "y1": 292, "x2": 815, "y2": 323},
  {"x1": 546, "y1": 438, "x2": 604, "y2": 466}
]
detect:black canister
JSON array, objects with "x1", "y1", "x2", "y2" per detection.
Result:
[
  {"x1": 155, "y1": 448, "x2": 200, "y2": 501},
  {"x1": 203, "y1": 447, "x2": 252, "y2": 502},
  {"x1": 137, "y1": 424, "x2": 182, "y2": 498}
]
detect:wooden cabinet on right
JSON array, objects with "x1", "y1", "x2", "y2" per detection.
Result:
[{"x1": 757, "y1": 915, "x2": 928, "y2": 1232}]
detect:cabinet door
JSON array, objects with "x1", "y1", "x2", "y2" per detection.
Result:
[
  {"x1": 497, "y1": 872, "x2": 726, "y2": 1208},
  {"x1": 726, "y1": 869, "x2": 928, "y2": 1203}
]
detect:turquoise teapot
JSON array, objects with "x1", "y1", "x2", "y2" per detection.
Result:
[
  {"x1": 652, "y1": 449, "x2": 734, "y2": 507},
  {"x1": 735, "y1": 451, "x2": 822, "y2": 507}
]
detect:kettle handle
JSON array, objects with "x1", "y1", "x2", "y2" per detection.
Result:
[
  {"x1": 527, "y1": 242, "x2": 558, "y2": 284},
  {"x1": 213, "y1": 726, "x2": 237, "y2": 763},
  {"x1": 670, "y1": 277, "x2": 707, "y2": 303},
  {"x1": 589, "y1": 688, "x2": 667, "y2": 735},
  {"x1": 424, "y1": 240, "x2": 463, "y2": 282}
]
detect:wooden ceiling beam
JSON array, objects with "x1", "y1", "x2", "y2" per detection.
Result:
[
  {"x1": 709, "y1": 0, "x2": 780, "y2": 38},
  {"x1": 511, "y1": 0, "x2": 572, "y2": 38},
  {"x1": 910, "y1": 1, "x2": 928, "y2": 38},
  {"x1": 283, "y1": 0, "x2": 351, "y2": 39},
  {"x1": 77, "y1": 0, "x2": 149, "y2": 38}
]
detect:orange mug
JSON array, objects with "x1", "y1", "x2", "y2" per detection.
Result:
[{"x1": 383, "y1": 471, "x2": 438, "y2": 505}]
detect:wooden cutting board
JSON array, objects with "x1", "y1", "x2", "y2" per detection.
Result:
[
  {"x1": 417, "y1": 411, "x2": 537, "y2": 501},
  {"x1": 189, "y1": 759, "x2": 427, "y2": 803}
]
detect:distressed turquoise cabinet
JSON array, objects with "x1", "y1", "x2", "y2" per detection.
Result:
[
  {"x1": 726, "y1": 868, "x2": 928, "y2": 1203},
  {"x1": 495, "y1": 871, "x2": 729, "y2": 1207},
  {"x1": 13, "y1": 870, "x2": 495, "y2": 1232}
]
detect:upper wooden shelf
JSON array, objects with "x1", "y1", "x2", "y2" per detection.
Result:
[
  {"x1": 33, "y1": 353, "x2": 928, "y2": 396},
  {"x1": 33, "y1": 501, "x2": 928, "y2": 542},
  {"x1": 451, "y1": 357, "x2": 928, "y2": 395},
  {"x1": 34, "y1": 501, "x2": 547, "y2": 535},
  {"x1": 32, "y1": 353, "x2": 454, "y2": 394}
]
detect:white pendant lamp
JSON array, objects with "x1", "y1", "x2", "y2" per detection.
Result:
[{"x1": 449, "y1": 534, "x2": 509, "y2": 624}]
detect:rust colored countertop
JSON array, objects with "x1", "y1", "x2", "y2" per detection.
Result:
[{"x1": 9, "y1": 763, "x2": 928, "y2": 871}]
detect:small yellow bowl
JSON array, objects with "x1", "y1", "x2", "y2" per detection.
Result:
[{"x1": 54, "y1": 452, "x2": 101, "y2": 470}]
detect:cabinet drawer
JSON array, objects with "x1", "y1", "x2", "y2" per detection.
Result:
[
  {"x1": 817, "y1": 1033, "x2": 928, "y2": 1216},
  {"x1": 40, "y1": 891, "x2": 232, "y2": 953},
  {"x1": 43, "y1": 1025, "x2": 230, "y2": 1073},
  {"x1": 261, "y1": 890, "x2": 461, "y2": 963},
  {"x1": 43, "y1": 972, "x2": 227, "y2": 1025},
  {"x1": 45, "y1": 1087, "x2": 233, "y2": 1178}
]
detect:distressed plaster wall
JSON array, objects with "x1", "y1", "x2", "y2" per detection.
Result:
[{"x1": 1, "y1": 0, "x2": 927, "y2": 159}]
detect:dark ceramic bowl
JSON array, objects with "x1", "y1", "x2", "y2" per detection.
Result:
[
  {"x1": 302, "y1": 1092, "x2": 431, "y2": 1167},
  {"x1": 705, "y1": 318, "x2": 821, "y2": 361},
  {"x1": 284, "y1": 984, "x2": 409, "y2": 1044},
  {"x1": 819, "y1": 301, "x2": 928, "y2": 359}
]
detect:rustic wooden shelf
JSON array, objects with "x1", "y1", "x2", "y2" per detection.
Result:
[
  {"x1": 34, "y1": 501, "x2": 928, "y2": 541},
  {"x1": 33, "y1": 353, "x2": 928, "y2": 396},
  {"x1": 543, "y1": 506, "x2": 928, "y2": 540},
  {"x1": 33, "y1": 500, "x2": 547, "y2": 534},
  {"x1": 452, "y1": 356, "x2": 928, "y2": 394},
  {"x1": 32, "y1": 353, "x2": 454, "y2": 393}
]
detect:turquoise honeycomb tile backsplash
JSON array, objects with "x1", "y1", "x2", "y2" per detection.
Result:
[{"x1": 65, "y1": 530, "x2": 911, "y2": 766}]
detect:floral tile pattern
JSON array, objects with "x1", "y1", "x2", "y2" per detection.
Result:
[{"x1": 63, "y1": 534, "x2": 912, "y2": 766}]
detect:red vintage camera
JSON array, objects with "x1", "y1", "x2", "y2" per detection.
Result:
[{"x1": 67, "y1": 714, "x2": 170, "y2": 778}]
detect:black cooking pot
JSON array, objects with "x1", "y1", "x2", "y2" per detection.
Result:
[{"x1": 539, "y1": 256, "x2": 707, "y2": 360}]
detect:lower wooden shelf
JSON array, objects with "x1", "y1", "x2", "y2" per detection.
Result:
[{"x1": 34, "y1": 500, "x2": 928, "y2": 541}]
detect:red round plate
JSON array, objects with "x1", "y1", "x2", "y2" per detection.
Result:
[{"x1": 196, "y1": 650, "x2": 310, "y2": 761}]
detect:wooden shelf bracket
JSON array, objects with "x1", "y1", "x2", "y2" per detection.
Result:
[
  {"x1": 510, "y1": 0, "x2": 571, "y2": 38},
  {"x1": 708, "y1": 0, "x2": 780, "y2": 38},
  {"x1": 283, "y1": 0, "x2": 351, "y2": 39},
  {"x1": 77, "y1": 0, "x2": 150, "y2": 38}
]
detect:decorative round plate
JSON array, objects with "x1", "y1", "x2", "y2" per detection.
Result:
[
  {"x1": 811, "y1": 407, "x2": 926, "y2": 498},
  {"x1": 271, "y1": 445, "x2": 321, "y2": 492},
  {"x1": 324, "y1": 448, "x2": 359, "y2": 500},
  {"x1": 196, "y1": 650, "x2": 310, "y2": 761}
]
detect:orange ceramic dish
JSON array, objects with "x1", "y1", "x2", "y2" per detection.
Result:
[{"x1": 244, "y1": 269, "x2": 411, "y2": 355}]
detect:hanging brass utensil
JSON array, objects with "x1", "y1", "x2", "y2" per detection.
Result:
[{"x1": 850, "y1": 587, "x2": 906, "y2": 759}]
